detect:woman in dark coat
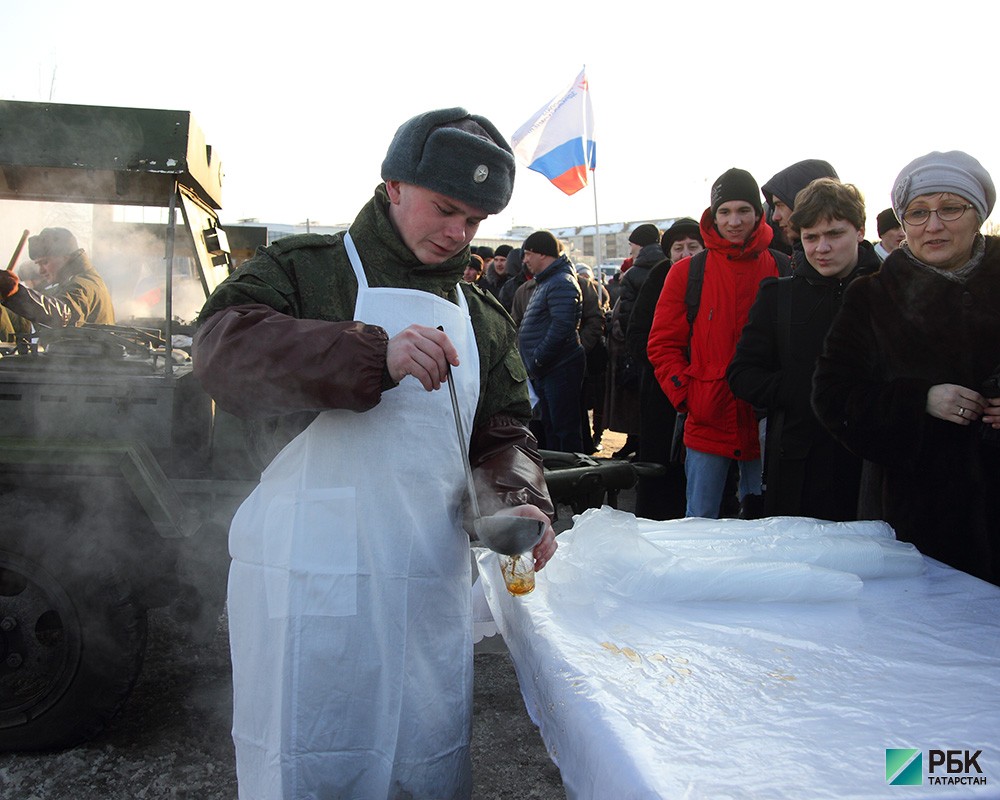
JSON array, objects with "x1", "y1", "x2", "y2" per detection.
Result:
[
  {"x1": 728, "y1": 180, "x2": 878, "y2": 520},
  {"x1": 812, "y1": 152, "x2": 1000, "y2": 585}
]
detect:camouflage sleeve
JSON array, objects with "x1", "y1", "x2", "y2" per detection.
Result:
[
  {"x1": 197, "y1": 249, "x2": 302, "y2": 324},
  {"x1": 463, "y1": 285, "x2": 531, "y2": 429},
  {"x1": 461, "y1": 286, "x2": 551, "y2": 517},
  {"x1": 4, "y1": 281, "x2": 79, "y2": 327}
]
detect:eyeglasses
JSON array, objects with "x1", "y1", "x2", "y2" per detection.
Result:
[{"x1": 901, "y1": 204, "x2": 975, "y2": 226}]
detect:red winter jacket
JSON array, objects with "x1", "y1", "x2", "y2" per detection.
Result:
[{"x1": 647, "y1": 208, "x2": 781, "y2": 460}]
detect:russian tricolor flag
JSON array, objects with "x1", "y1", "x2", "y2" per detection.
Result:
[{"x1": 511, "y1": 68, "x2": 596, "y2": 196}]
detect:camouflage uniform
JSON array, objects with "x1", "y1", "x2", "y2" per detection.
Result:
[
  {"x1": 0, "y1": 306, "x2": 30, "y2": 343},
  {"x1": 2, "y1": 249, "x2": 114, "y2": 327},
  {"x1": 196, "y1": 185, "x2": 551, "y2": 515}
]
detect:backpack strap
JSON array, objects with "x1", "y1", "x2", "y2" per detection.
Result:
[
  {"x1": 680, "y1": 249, "x2": 710, "y2": 360},
  {"x1": 769, "y1": 247, "x2": 793, "y2": 277},
  {"x1": 684, "y1": 249, "x2": 709, "y2": 328},
  {"x1": 685, "y1": 248, "x2": 788, "y2": 327}
]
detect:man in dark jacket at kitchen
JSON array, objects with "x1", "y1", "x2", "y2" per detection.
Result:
[
  {"x1": 728, "y1": 178, "x2": 879, "y2": 519},
  {"x1": 518, "y1": 229, "x2": 585, "y2": 452},
  {"x1": 0, "y1": 227, "x2": 115, "y2": 327}
]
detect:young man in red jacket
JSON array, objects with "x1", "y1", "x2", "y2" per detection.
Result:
[{"x1": 647, "y1": 168, "x2": 784, "y2": 518}]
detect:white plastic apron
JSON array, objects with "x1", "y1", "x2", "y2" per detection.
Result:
[{"x1": 227, "y1": 233, "x2": 480, "y2": 800}]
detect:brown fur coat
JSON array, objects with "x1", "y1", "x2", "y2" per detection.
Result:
[{"x1": 813, "y1": 237, "x2": 1000, "y2": 584}]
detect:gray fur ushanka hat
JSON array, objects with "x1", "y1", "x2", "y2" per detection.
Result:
[
  {"x1": 28, "y1": 227, "x2": 79, "y2": 260},
  {"x1": 381, "y1": 108, "x2": 515, "y2": 215}
]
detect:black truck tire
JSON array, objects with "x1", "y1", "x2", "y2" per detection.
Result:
[{"x1": 0, "y1": 544, "x2": 148, "y2": 752}]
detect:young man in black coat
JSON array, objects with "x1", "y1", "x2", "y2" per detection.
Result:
[{"x1": 727, "y1": 178, "x2": 879, "y2": 519}]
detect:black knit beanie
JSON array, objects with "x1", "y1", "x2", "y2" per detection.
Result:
[
  {"x1": 494, "y1": 244, "x2": 513, "y2": 258},
  {"x1": 522, "y1": 230, "x2": 560, "y2": 258},
  {"x1": 876, "y1": 208, "x2": 901, "y2": 237},
  {"x1": 628, "y1": 223, "x2": 661, "y2": 247},
  {"x1": 710, "y1": 168, "x2": 763, "y2": 216},
  {"x1": 660, "y1": 217, "x2": 703, "y2": 254}
]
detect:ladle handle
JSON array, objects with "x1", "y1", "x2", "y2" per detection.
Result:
[
  {"x1": 6, "y1": 229, "x2": 29, "y2": 273},
  {"x1": 442, "y1": 329, "x2": 482, "y2": 521}
]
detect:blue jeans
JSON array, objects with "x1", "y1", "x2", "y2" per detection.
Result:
[
  {"x1": 533, "y1": 348, "x2": 586, "y2": 453},
  {"x1": 684, "y1": 447, "x2": 762, "y2": 518}
]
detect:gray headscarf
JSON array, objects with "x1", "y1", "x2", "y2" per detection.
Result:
[{"x1": 891, "y1": 150, "x2": 996, "y2": 224}]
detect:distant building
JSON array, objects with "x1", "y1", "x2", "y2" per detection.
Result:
[{"x1": 488, "y1": 217, "x2": 685, "y2": 268}]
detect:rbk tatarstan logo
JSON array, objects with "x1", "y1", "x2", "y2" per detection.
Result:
[{"x1": 886, "y1": 749, "x2": 922, "y2": 785}]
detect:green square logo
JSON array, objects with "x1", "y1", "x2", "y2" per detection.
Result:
[{"x1": 886, "y1": 748, "x2": 922, "y2": 785}]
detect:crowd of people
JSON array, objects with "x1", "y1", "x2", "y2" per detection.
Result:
[{"x1": 464, "y1": 153, "x2": 1000, "y2": 594}]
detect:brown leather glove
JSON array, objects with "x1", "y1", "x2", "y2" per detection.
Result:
[
  {"x1": 469, "y1": 414, "x2": 555, "y2": 521},
  {"x1": 0, "y1": 271, "x2": 19, "y2": 299}
]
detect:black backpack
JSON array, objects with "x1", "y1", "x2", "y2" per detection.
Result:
[
  {"x1": 669, "y1": 246, "x2": 791, "y2": 464},
  {"x1": 684, "y1": 247, "x2": 792, "y2": 328}
]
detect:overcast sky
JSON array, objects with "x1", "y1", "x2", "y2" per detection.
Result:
[{"x1": 3, "y1": 0, "x2": 997, "y2": 238}]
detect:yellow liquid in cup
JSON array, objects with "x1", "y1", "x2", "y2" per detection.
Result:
[{"x1": 501, "y1": 554, "x2": 535, "y2": 596}]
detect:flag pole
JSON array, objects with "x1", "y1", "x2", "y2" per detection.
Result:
[{"x1": 591, "y1": 167, "x2": 601, "y2": 266}]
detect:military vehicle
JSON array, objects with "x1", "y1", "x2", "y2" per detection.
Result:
[{"x1": 0, "y1": 100, "x2": 257, "y2": 751}]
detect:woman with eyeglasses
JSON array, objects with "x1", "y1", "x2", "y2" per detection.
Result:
[{"x1": 812, "y1": 151, "x2": 1000, "y2": 586}]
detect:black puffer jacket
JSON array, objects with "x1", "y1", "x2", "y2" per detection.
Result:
[{"x1": 517, "y1": 254, "x2": 583, "y2": 378}]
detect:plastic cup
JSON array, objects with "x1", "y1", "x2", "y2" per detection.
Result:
[{"x1": 499, "y1": 552, "x2": 535, "y2": 596}]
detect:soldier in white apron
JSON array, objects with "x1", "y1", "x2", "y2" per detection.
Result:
[{"x1": 194, "y1": 108, "x2": 556, "y2": 800}]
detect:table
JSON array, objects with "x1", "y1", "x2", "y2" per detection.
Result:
[{"x1": 476, "y1": 508, "x2": 1000, "y2": 799}]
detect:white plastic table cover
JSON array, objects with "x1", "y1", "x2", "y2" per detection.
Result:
[{"x1": 475, "y1": 507, "x2": 1000, "y2": 799}]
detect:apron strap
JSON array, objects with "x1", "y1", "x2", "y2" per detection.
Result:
[
  {"x1": 454, "y1": 281, "x2": 470, "y2": 313},
  {"x1": 346, "y1": 231, "x2": 468, "y2": 313},
  {"x1": 344, "y1": 232, "x2": 368, "y2": 290}
]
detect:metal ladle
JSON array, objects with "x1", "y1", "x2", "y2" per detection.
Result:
[{"x1": 445, "y1": 355, "x2": 544, "y2": 556}]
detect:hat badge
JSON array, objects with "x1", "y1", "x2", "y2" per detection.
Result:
[{"x1": 473, "y1": 164, "x2": 489, "y2": 183}]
